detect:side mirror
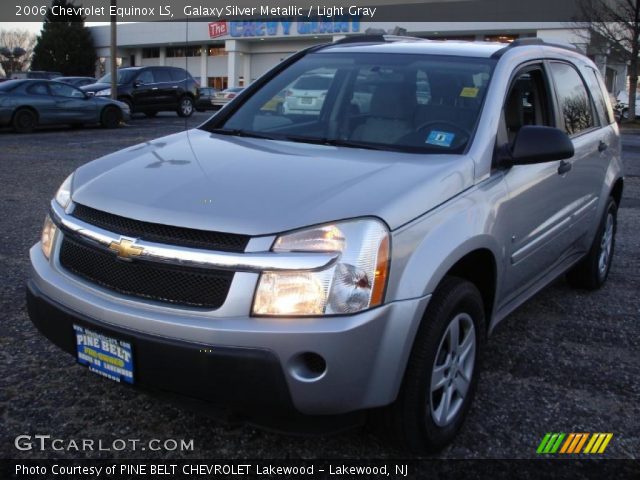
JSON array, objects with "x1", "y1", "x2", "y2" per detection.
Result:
[
  {"x1": 502, "y1": 125, "x2": 574, "y2": 166},
  {"x1": 133, "y1": 79, "x2": 143, "y2": 88}
]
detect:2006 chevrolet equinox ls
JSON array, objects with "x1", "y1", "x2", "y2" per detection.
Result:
[{"x1": 28, "y1": 36, "x2": 623, "y2": 452}]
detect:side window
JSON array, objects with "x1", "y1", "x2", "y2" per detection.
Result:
[
  {"x1": 136, "y1": 70, "x2": 154, "y2": 84},
  {"x1": 49, "y1": 82, "x2": 85, "y2": 98},
  {"x1": 153, "y1": 68, "x2": 172, "y2": 83},
  {"x1": 549, "y1": 62, "x2": 595, "y2": 135},
  {"x1": 503, "y1": 68, "x2": 552, "y2": 143},
  {"x1": 170, "y1": 68, "x2": 188, "y2": 82},
  {"x1": 585, "y1": 67, "x2": 615, "y2": 125},
  {"x1": 26, "y1": 83, "x2": 50, "y2": 96}
]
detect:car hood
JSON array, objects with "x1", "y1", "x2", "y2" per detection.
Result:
[{"x1": 72, "y1": 129, "x2": 475, "y2": 236}]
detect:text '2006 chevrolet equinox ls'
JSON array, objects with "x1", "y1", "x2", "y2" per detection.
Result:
[{"x1": 28, "y1": 36, "x2": 623, "y2": 452}]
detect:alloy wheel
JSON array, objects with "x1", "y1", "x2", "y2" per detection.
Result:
[{"x1": 430, "y1": 312, "x2": 476, "y2": 427}]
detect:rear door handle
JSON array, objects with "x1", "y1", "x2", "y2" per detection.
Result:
[
  {"x1": 558, "y1": 160, "x2": 572, "y2": 175},
  {"x1": 598, "y1": 141, "x2": 608, "y2": 152}
]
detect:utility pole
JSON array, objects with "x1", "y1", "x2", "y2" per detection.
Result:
[{"x1": 110, "y1": 0, "x2": 117, "y2": 99}]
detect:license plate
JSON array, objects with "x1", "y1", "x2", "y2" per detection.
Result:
[
  {"x1": 74, "y1": 325, "x2": 134, "y2": 384},
  {"x1": 300, "y1": 97, "x2": 313, "y2": 104}
]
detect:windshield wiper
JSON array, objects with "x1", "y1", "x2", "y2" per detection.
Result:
[
  {"x1": 208, "y1": 128, "x2": 281, "y2": 140},
  {"x1": 282, "y1": 134, "x2": 392, "y2": 151}
]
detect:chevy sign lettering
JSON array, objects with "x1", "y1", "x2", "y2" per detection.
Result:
[{"x1": 228, "y1": 19, "x2": 360, "y2": 38}]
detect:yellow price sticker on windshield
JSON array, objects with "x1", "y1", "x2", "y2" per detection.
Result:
[{"x1": 460, "y1": 87, "x2": 479, "y2": 98}]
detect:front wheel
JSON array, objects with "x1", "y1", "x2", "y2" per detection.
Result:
[
  {"x1": 383, "y1": 276, "x2": 485, "y2": 453},
  {"x1": 566, "y1": 197, "x2": 617, "y2": 290},
  {"x1": 177, "y1": 96, "x2": 194, "y2": 117},
  {"x1": 100, "y1": 106, "x2": 121, "y2": 129}
]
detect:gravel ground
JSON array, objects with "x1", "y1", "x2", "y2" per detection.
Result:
[{"x1": 1, "y1": 115, "x2": 638, "y2": 460}]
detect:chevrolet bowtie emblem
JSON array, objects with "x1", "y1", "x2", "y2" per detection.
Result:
[{"x1": 108, "y1": 238, "x2": 143, "y2": 260}]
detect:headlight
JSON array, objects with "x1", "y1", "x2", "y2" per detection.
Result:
[
  {"x1": 253, "y1": 219, "x2": 390, "y2": 316},
  {"x1": 95, "y1": 89, "x2": 110, "y2": 96},
  {"x1": 54, "y1": 173, "x2": 74, "y2": 209},
  {"x1": 41, "y1": 214, "x2": 57, "y2": 259}
]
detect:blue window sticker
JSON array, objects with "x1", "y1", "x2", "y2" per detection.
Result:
[{"x1": 426, "y1": 130, "x2": 455, "y2": 147}]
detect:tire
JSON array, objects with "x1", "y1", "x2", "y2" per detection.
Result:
[
  {"x1": 100, "y1": 106, "x2": 121, "y2": 129},
  {"x1": 118, "y1": 97, "x2": 134, "y2": 114},
  {"x1": 621, "y1": 108, "x2": 628, "y2": 120},
  {"x1": 566, "y1": 197, "x2": 617, "y2": 290},
  {"x1": 144, "y1": 111, "x2": 158, "y2": 118},
  {"x1": 12, "y1": 108, "x2": 37, "y2": 133},
  {"x1": 177, "y1": 96, "x2": 194, "y2": 117},
  {"x1": 382, "y1": 276, "x2": 485, "y2": 453}
]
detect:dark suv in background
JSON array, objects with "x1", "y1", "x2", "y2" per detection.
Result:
[{"x1": 81, "y1": 66, "x2": 199, "y2": 117}]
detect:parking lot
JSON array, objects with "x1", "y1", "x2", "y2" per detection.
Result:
[{"x1": 1, "y1": 114, "x2": 638, "y2": 460}]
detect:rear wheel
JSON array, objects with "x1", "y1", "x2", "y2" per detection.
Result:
[
  {"x1": 620, "y1": 108, "x2": 628, "y2": 120},
  {"x1": 567, "y1": 197, "x2": 617, "y2": 290},
  {"x1": 100, "y1": 106, "x2": 121, "y2": 129},
  {"x1": 12, "y1": 108, "x2": 37, "y2": 133},
  {"x1": 383, "y1": 276, "x2": 485, "y2": 453},
  {"x1": 177, "y1": 96, "x2": 194, "y2": 117}
]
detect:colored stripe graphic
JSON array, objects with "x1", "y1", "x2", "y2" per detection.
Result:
[{"x1": 537, "y1": 433, "x2": 613, "y2": 454}]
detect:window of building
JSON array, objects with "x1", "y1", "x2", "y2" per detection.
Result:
[
  {"x1": 484, "y1": 34, "x2": 519, "y2": 43},
  {"x1": 208, "y1": 77, "x2": 228, "y2": 90},
  {"x1": 166, "y1": 46, "x2": 202, "y2": 57},
  {"x1": 207, "y1": 47, "x2": 226, "y2": 56},
  {"x1": 142, "y1": 48, "x2": 159, "y2": 58},
  {"x1": 549, "y1": 62, "x2": 595, "y2": 135}
]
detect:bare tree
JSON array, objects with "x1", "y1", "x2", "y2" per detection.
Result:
[
  {"x1": 578, "y1": 0, "x2": 640, "y2": 122},
  {"x1": 0, "y1": 29, "x2": 37, "y2": 76}
]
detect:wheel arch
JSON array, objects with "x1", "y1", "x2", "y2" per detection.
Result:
[{"x1": 611, "y1": 177, "x2": 624, "y2": 207}]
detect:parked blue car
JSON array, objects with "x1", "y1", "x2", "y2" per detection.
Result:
[{"x1": 0, "y1": 79, "x2": 129, "y2": 133}]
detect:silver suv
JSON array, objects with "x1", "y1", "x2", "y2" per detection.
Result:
[{"x1": 28, "y1": 37, "x2": 623, "y2": 452}]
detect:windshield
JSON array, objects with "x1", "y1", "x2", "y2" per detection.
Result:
[
  {"x1": 97, "y1": 70, "x2": 137, "y2": 85},
  {"x1": 209, "y1": 52, "x2": 495, "y2": 153}
]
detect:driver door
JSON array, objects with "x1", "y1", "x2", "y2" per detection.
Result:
[
  {"x1": 49, "y1": 82, "x2": 96, "y2": 122},
  {"x1": 497, "y1": 64, "x2": 584, "y2": 305}
]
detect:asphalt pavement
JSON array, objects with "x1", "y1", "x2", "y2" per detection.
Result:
[{"x1": 0, "y1": 115, "x2": 638, "y2": 460}]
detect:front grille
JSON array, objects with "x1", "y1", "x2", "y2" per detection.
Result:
[
  {"x1": 71, "y1": 204, "x2": 249, "y2": 252},
  {"x1": 59, "y1": 236, "x2": 233, "y2": 309}
]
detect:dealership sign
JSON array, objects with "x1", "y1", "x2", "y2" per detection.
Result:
[
  {"x1": 209, "y1": 21, "x2": 229, "y2": 38},
  {"x1": 208, "y1": 20, "x2": 361, "y2": 39}
]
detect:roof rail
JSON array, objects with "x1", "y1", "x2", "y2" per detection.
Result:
[
  {"x1": 491, "y1": 37, "x2": 580, "y2": 58},
  {"x1": 333, "y1": 34, "x2": 428, "y2": 45}
]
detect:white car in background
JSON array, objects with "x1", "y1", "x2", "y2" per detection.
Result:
[
  {"x1": 616, "y1": 90, "x2": 639, "y2": 120},
  {"x1": 283, "y1": 74, "x2": 333, "y2": 114}
]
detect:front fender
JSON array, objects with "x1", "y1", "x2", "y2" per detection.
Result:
[{"x1": 387, "y1": 175, "x2": 506, "y2": 309}]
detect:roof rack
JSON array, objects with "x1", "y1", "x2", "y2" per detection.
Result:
[
  {"x1": 333, "y1": 34, "x2": 428, "y2": 45},
  {"x1": 491, "y1": 38, "x2": 580, "y2": 58}
]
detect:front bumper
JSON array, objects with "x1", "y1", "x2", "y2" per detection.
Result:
[{"x1": 28, "y1": 243, "x2": 430, "y2": 415}]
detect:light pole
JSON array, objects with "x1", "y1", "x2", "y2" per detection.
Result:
[{"x1": 110, "y1": 0, "x2": 117, "y2": 99}]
